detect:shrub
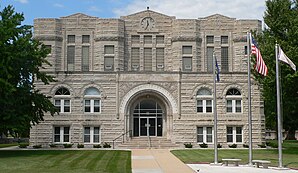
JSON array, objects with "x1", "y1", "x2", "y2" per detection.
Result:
[
  {"x1": 19, "y1": 143, "x2": 29, "y2": 148},
  {"x1": 199, "y1": 143, "x2": 208, "y2": 148},
  {"x1": 77, "y1": 144, "x2": 84, "y2": 148},
  {"x1": 184, "y1": 143, "x2": 193, "y2": 148},
  {"x1": 243, "y1": 144, "x2": 249, "y2": 148},
  {"x1": 266, "y1": 141, "x2": 278, "y2": 148},
  {"x1": 32, "y1": 145, "x2": 42, "y2": 149},
  {"x1": 258, "y1": 143, "x2": 266, "y2": 148},
  {"x1": 217, "y1": 143, "x2": 222, "y2": 148},
  {"x1": 49, "y1": 144, "x2": 57, "y2": 148},
  {"x1": 93, "y1": 144, "x2": 102, "y2": 148},
  {"x1": 63, "y1": 144, "x2": 73, "y2": 148},
  {"x1": 228, "y1": 144, "x2": 237, "y2": 148},
  {"x1": 103, "y1": 142, "x2": 111, "y2": 148}
]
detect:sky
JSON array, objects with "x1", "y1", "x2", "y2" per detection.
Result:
[{"x1": 1, "y1": 0, "x2": 267, "y2": 25}]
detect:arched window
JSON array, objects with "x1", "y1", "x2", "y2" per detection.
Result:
[
  {"x1": 84, "y1": 87, "x2": 101, "y2": 113},
  {"x1": 226, "y1": 88, "x2": 242, "y2": 113},
  {"x1": 54, "y1": 87, "x2": 71, "y2": 113},
  {"x1": 196, "y1": 88, "x2": 212, "y2": 113}
]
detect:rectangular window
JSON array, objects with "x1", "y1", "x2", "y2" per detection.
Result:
[
  {"x1": 197, "y1": 100, "x2": 213, "y2": 113},
  {"x1": 144, "y1": 36, "x2": 152, "y2": 44},
  {"x1": 67, "y1": 46, "x2": 75, "y2": 71},
  {"x1": 104, "y1": 57, "x2": 114, "y2": 71},
  {"x1": 206, "y1": 47, "x2": 214, "y2": 72},
  {"x1": 156, "y1": 48, "x2": 164, "y2": 71},
  {"x1": 82, "y1": 46, "x2": 89, "y2": 71},
  {"x1": 227, "y1": 100, "x2": 242, "y2": 113},
  {"x1": 156, "y1": 35, "x2": 164, "y2": 44},
  {"x1": 104, "y1": 45, "x2": 114, "y2": 54},
  {"x1": 82, "y1": 35, "x2": 90, "y2": 44},
  {"x1": 54, "y1": 99, "x2": 70, "y2": 113},
  {"x1": 84, "y1": 127, "x2": 100, "y2": 143},
  {"x1": 54, "y1": 126, "x2": 70, "y2": 143},
  {"x1": 221, "y1": 47, "x2": 229, "y2": 72},
  {"x1": 227, "y1": 126, "x2": 242, "y2": 143},
  {"x1": 182, "y1": 46, "x2": 192, "y2": 55},
  {"x1": 131, "y1": 48, "x2": 140, "y2": 71},
  {"x1": 221, "y1": 36, "x2": 228, "y2": 44},
  {"x1": 85, "y1": 99, "x2": 101, "y2": 113},
  {"x1": 182, "y1": 57, "x2": 192, "y2": 71},
  {"x1": 67, "y1": 35, "x2": 75, "y2": 44},
  {"x1": 144, "y1": 48, "x2": 152, "y2": 71},
  {"x1": 244, "y1": 46, "x2": 248, "y2": 55},
  {"x1": 131, "y1": 35, "x2": 140, "y2": 44},
  {"x1": 197, "y1": 127, "x2": 213, "y2": 143},
  {"x1": 206, "y1": 36, "x2": 214, "y2": 44}
]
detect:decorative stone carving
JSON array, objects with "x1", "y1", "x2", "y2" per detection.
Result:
[
  {"x1": 171, "y1": 36, "x2": 202, "y2": 42},
  {"x1": 94, "y1": 36, "x2": 124, "y2": 42}
]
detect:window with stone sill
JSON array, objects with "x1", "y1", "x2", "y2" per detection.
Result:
[
  {"x1": 84, "y1": 87, "x2": 101, "y2": 113},
  {"x1": 84, "y1": 127, "x2": 100, "y2": 143},
  {"x1": 196, "y1": 88, "x2": 213, "y2": 113},
  {"x1": 54, "y1": 87, "x2": 71, "y2": 113},
  {"x1": 226, "y1": 88, "x2": 242, "y2": 113},
  {"x1": 227, "y1": 126, "x2": 243, "y2": 143},
  {"x1": 54, "y1": 126, "x2": 70, "y2": 143},
  {"x1": 197, "y1": 127, "x2": 213, "y2": 144}
]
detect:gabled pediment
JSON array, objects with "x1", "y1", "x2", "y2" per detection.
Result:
[
  {"x1": 201, "y1": 14, "x2": 235, "y2": 20},
  {"x1": 61, "y1": 13, "x2": 97, "y2": 19},
  {"x1": 121, "y1": 10, "x2": 175, "y2": 20}
]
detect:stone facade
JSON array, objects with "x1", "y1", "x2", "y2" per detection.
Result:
[{"x1": 30, "y1": 10, "x2": 265, "y2": 148}]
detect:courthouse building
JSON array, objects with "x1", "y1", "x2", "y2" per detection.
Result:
[{"x1": 30, "y1": 9, "x2": 265, "y2": 148}]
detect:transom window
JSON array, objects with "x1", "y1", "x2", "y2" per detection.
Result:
[
  {"x1": 54, "y1": 87, "x2": 71, "y2": 113},
  {"x1": 84, "y1": 87, "x2": 101, "y2": 113},
  {"x1": 197, "y1": 127, "x2": 213, "y2": 144},
  {"x1": 196, "y1": 88, "x2": 213, "y2": 113},
  {"x1": 226, "y1": 88, "x2": 242, "y2": 113},
  {"x1": 227, "y1": 126, "x2": 242, "y2": 143}
]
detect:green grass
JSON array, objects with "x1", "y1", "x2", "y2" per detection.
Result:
[
  {"x1": 0, "y1": 143, "x2": 19, "y2": 148},
  {"x1": 0, "y1": 150, "x2": 131, "y2": 173},
  {"x1": 172, "y1": 140, "x2": 298, "y2": 169}
]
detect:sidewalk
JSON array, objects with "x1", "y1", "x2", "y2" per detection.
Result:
[{"x1": 131, "y1": 149, "x2": 195, "y2": 173}]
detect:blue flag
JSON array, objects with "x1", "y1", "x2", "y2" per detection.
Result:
[{"x1": 215, "y1": 57, "x2": 220, "y2": 82}]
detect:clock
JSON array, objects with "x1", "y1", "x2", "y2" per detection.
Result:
[{"x1": 141, "y1": 17, "x2": 155, "y2": 30}]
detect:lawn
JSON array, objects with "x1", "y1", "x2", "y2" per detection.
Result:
[
  {"x1": 0, "y1": 143, "x2": 19, "y2": 148},
  {"x1": 171, "y1": 140, "x2": 298, "y2": 169},
  {"x1": 0, "y1": 150, "x2": 131, "y2": 173}
]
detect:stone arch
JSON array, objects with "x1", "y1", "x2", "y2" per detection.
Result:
[
  {"x1": 50, "y1": 83, "x2": 74, "y2": 96},
  {"x1": 120, "y1": 84, "x2": 178, "y2": 115}
]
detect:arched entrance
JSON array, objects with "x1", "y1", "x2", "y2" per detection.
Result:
[
  {"x1": 132, "y1": 99, "x2": 163, "y2": 137},
  {"x1": 120, "y1": 84, "x2": 178, "y2": 139}
]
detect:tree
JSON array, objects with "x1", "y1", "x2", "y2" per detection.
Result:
[
  {"x1": 0, "y1": 5, "x2": 57, "y2": 137},
  {"x1": 255, "y1": 0, "x2": 298, "y2": 139}
]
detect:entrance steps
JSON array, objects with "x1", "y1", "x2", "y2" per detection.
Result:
[{"x1": 117, "y1": 137, "x2": 180, "y2": 149}]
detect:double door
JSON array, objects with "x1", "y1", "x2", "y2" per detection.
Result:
[{"x1": 134, "y1": 117, "x2": 162, "y2": 137}]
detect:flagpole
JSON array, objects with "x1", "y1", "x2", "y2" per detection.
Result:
[
  {"x1": 275, "y1": 43, "x2": 283, "y2": 168},
  {"x1": 213, "y1": 51, "x2": 218, "y2": 164},
  {"x1": 247, "y1": 32, "x2": 253, "y2": 166}
]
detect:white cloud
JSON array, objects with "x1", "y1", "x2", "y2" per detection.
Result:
[
  {"x1": 15, "y1": 0, "x2": 28, "y2": 4},
  {"x1": 113, "y1": 0, "x2": 266, "y2": 20},
  {"x1": 53, "y1": 3, "x2": 64, "y2": 8}
]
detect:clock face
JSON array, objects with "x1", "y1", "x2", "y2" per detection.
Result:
[{"x1": 141, "y1": 17, "x2": 155, "y2": 30}]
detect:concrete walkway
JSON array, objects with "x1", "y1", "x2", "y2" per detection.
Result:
[{"x1": 131, "y1": 149, "x2": 195, "y2": 173}]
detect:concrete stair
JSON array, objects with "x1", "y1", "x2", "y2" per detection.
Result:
[{"x1": 117, "y1": 137, "x2": 180, "y2": 149}]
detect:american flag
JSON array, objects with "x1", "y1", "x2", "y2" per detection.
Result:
[{"x1": 251, "y1": 36, "x2": 268, "y2": 76}]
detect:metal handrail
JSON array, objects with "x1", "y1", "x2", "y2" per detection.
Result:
[{"x1": 112, "y1": 130, "x2": 132, "y2": 149}]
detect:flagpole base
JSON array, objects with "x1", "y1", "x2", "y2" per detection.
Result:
[{"x1": 210, "y1": 163, "x2": 222, "y2": 166}]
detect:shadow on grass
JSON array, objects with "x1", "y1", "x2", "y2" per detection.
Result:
[{"x1": 0, "y1": 150, "x2": 74, "y2": 158}]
